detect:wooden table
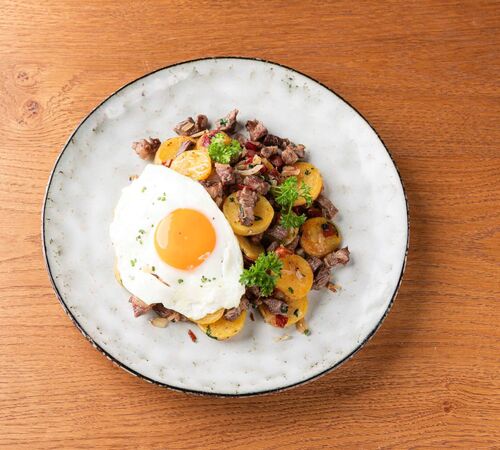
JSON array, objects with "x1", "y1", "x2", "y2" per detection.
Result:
[{"x1": 1, "y1": 1, "x2": 499, "y2": 448}]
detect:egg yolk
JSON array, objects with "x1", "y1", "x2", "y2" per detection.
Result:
[{"x1": 154, "y1": 209, "x2": 216, "y2": 270}]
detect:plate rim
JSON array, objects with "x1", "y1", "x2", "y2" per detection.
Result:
[{"x1": 41, "y1": 56, "x2": 410, "y2": 397}]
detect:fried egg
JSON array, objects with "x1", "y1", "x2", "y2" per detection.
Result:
[{"x1": 110, "y1": 164, "x2": 245, "y2": 320}]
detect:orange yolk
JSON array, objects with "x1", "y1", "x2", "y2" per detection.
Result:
[{"x1": 154, "y1": 209, "x2": 216, "y2": 270}]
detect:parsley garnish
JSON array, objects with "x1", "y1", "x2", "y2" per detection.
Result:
[
  {"x1": 304, "y1": 169, "x2": 311, "y2": 175},
  {"x1": 207, "y1": 132, "x2": 242, "y2": 164},
  {"x1": 178, "y1": 279, "x2": 184, "y2": 284},
  {"x1": 271, "y1": 176, "x2": 312, "y2": 229},
  {"x1": 304, "y1": 329, "x2": 311, "y2": 336},
  {"x1": 293, "y1": 309, "x2": 299, "y2": 317},
  {"x1": 288, "y1": 287, "x2": 294, "y2": 294},
  {"x1": 141, "y1": 186, "x2": 147, "y2": 192},
  {"x1": 219, "y1": 118, "x2": 228, "y2": 126},
  {"x1": 152, "y1": 266, "x2": 156, "y2": 272},
  {"x1": 280, "y1": 303, "x2": 289, "y2": 314},
  {"x1": 157, "y1": 192, "x2": 166, "y2": 201},
  {"x1": 239, "y1": 252, "x2": 283, "y2": 296},
  {"x1": 130, "y1": 258, "x2": 137, "y2": 267}
]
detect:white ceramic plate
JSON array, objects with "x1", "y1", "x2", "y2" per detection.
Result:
[{"x1": 42, "y1": 57, "x2": 409, "y2": 396}]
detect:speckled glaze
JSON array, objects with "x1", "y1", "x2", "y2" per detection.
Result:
[{"x1": 42, "y1": 57, "x2": 409, "y2": 396}]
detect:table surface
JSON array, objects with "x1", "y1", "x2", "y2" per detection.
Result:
[{"x1": 1, "y1": 1, "x2": 499, "y2": 448}]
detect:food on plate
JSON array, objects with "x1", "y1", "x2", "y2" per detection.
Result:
[{"x1": 111, "y1": 109, "x2": 350, "y2": 340}]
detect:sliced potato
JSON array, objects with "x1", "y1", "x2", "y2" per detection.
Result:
[
  {"x1": 196, "y1": 131, "x2": 231, "y2": 150},
  {"x1": 300, "y1": 217, "x2": 341, "y2": 257},
  {"x1": 192, "y1": 308, "x2": 225, "y2": 325},
  {"x1": 170, "y1": 149, "x2": 212, "y2": 180},
  {"x1": 154, "y1": 136, "x2": 195, "y2": 164},
  {"x1": 259, "y1": 296, "x2": 308, "y2": 328},
  {"x1": 293, "y1": 162, "x2": 323, "y2": 206},
  {"x1": 275, "y1": 254, "x2": 314, "y2": 300},
  {"x1": 197, "y1": 311, "x2": 247, "y2": 340},
  {"x1": 236, "y1": 235, "x2": 264, "y2": 261},
  {"x1": 223, "y1": 193, "x2": 274, "y2": 236}
]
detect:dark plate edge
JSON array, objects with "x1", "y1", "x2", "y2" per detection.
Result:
[{"x1": 41, "y1": 56, "x2": 410, "y2": 398}]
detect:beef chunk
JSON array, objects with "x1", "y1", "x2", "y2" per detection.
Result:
[
  {"x1": 224, "y1": 296, "x2": 250, "y2": 321},
  {"x1": 132, "y1": 138, "x2": 161, "y2": 160},
  {"x1": 316, "y1": 194, "x2": 339, "y2": 219},
  {"x1": 281, "y1": 165, "x2": 300, "y2": 177},
  {"x1": 216, "y1": 109, "x2": 239, "y2": 134},
  {"x1": 323, "y1": 247, "x2": 350, "y2": 269},
  {"x1": 281, "y1": 146, "x2": 299, "y2": 165},
  {"x1": 263, "y1": 297, "x2": 288, "y2": 315},
  {"x1": 214, "y1": 163, "x2": 235, "y2": 185},
  {"x1": 243, "y1": 175, "x2": 270, "y2": 195},
  {"x1": 265, "y1": 224, "x2": 288, "y2": 242},
  {"x1": 246, "y1": 119, "x2": 268, "y2": 141},
  {"x1": 306, "y1": 255, "x2": 323, "y2": 273},
  {"x1": 312, "y1": 265, "x2": 330, "y2": 290},
  {"x1": 237, "y1": 187, "x2": 258, "y2": 226},
  {"x1": 260, "y1": 146, "x2": 280, "y2": 158}
]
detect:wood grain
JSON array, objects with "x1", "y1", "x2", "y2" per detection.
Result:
[{"x1": 1, "y1": 0, "x2": 499, "y2": 448}]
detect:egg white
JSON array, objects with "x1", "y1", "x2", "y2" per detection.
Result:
[{"x1": 110, "y1": 164, "x2": 245, "y2": 320}]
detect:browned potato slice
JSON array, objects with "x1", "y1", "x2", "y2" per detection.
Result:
[
  {"x1": 259, "y1": 296, "x2": 308, "y2": 328},
  {"x1": 300, "y1": 217, "x2": 341, "y2": 257},
  {"x1": 193, "y1": 308, "x2": 224, "y2": 325},
  {"x1": 236, "y1": 235, "x2": 264, "y2": 261},
  {"x1": 223, "y1": 193, "x2": 274, "y2": 236},
  {"x1": 154, "y1": 136, "x2": 195, "y2": 164},
  {"x1": 275, "y1": 254, "x2": 313, "y2": 300},
  {"x1": 293, "y1": 162, "x2": 323, "y2": 206},
  {"x1": 197, "y1": 311, "x2": 247, "y2": 340}
]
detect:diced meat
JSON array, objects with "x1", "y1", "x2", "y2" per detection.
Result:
[
  {"x1": 224, "y1": 296, "x2": 250, "y2": 321},
  {"x1": 195, "y1": 114, "x2": 208, "y2": 132},
  {"x1": 316, "y1": 194, "x2": 339, "y2": 219},
  {"x1": 281, "y1": 165, "x2": 300, "y2": 177},
  {"x1": 132, "y1": 138, "x2": 161, "y2": 160},
  {"x1": 323, "y1": 247, "x2": 350, "y2": 269},
  {"x1": 237, "y1": 187, "x2": 258, "y2": 226},
  {"x1": 265, "y1": 224, "x2": 288, "y2": 242},
  {"x1": 174, "y1": 114, "x2": 208, "y2": 136},
  {"x1": 216, "y1": 109, "x2": 238, "y2": 134},
  {"x1": 312, "y1": 265, "x2": 331, "y2": 290},
  {"x1": 175, "y1": 139, "x2": 195, "y2": 157},
  {"x1": 270, "y1": 155, "x2": 284, "y2": 168},
  {"x1": 260, "y1": 146, "x2": 280, "y2": 158},
  {"x1": 306, "y1": 255, "x2": 323, "y2": 273},
  {"x1": 293, "y1": 144, "x2": 306, "y2": 158},
  {"x1": 152, "y1": 304, "x2": 182, "y2": 322},
  {"x1": 245, "y1": 140, "x2": 262, "y2": 151},
  {"x1": 246, "y1": 285, "x2": 261, "y2": 300},
  {"x1": 285, "y1": 234, "x2": 300, "y2": 251},
  {"x1": 243, "y1": 175, "x2": 270, "y2": 195},
  {"x1": 129, "y1": 296, "x2": 152, "y2": 317},
  {"x1": 273, "y1": 289, "x2": 287, "y2": 301},
  {"x1": 246, "y1": 119, "x2": 268, "y2": 141},
  {"x1": 262, "y1": 134, "x2": 284, "y2": 147},
  {"x1": 281, "y1": 146, "x2": 299, "y2": 165},
  {"x1": 200, "y1": 172, "x2": 223, "y2": 207},
  {"x1": 249, "y1": 233, "x2": 263, "y2": 244},
  {"x1": 234, "y1": 133, "x2": 247, "y2": 147},
  {"x1": 295, "y1": 247, "x2": 305, "y2": 257},
  {"x1": 266, "y1": 241, "x2": 279, "y2": 253},
  {"x1": 214, "y1": 163, "x2": 235, "y2": 185},
  {"x1": 263, "y1": 297, "x2": 288, "y2": 314}
]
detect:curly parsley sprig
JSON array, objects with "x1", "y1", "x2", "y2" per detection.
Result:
[
  {"x1": 239, "y1": 252, "x2": 283, "y2": 296},
  {"x1": 271, "y1": 176, "x2": 312, "y2": 229},
  {"x1": 207, "y1": 132, "x2": 242, "y2": 164}
]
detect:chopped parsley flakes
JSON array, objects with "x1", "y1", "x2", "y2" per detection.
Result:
[{"x1": 130, "y1": 258, "x2": 137, "y2": 267}]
